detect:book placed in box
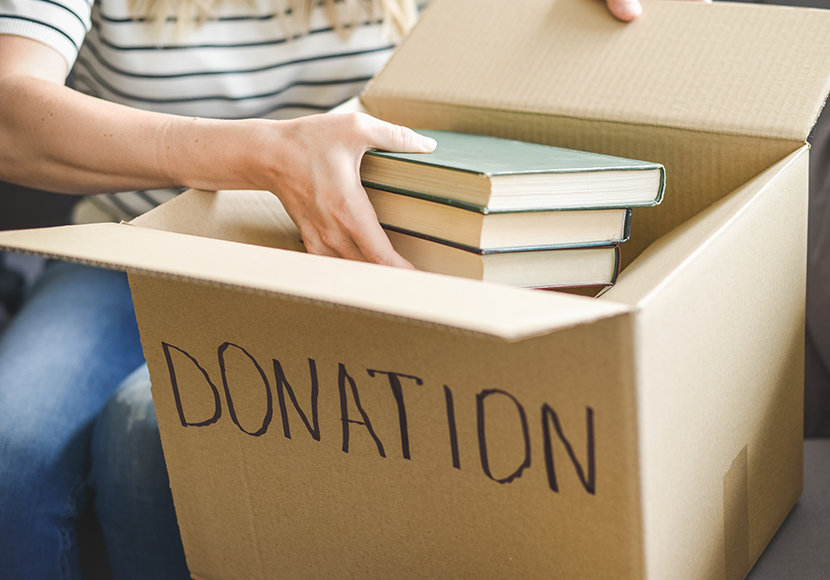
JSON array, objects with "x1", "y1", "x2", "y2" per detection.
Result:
[
  {"x1": 385, "y1": 229, "x2": 621, "y2": 289},
  {"x1": 361, "y1": 130, "x2": 665, "y2": 212},
  {"x1": 366, "y1": 186, "x2": 632, "y2": 251}
]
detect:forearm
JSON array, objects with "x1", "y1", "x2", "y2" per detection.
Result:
[
  {"x1": 0, "y1": 34, "x2": 433, "y2": 267},
  {"x1": 0, "y1": 74, "x2": 267, "y2": 195}
]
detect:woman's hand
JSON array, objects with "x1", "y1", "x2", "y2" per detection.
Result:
[{"x1": 250, "y1": 113, "x2": 436, "y2": 268}]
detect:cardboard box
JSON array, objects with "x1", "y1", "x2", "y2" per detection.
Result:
[{"x1": 3, "y1": 0, "x2": 830, "y2": 578}]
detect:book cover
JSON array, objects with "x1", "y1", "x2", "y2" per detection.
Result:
[{"x1": 362, "y1": 130, "x2": 666, "y2": 211}]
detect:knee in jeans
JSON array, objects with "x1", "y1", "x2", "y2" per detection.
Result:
[
  {"x1": 0, "y1": 423, "x2": 90, "y2": 539},
  {"x1": 0, "y1": 436, "x2": 72, "y2": 510},
  {"x1": 90, "y1": 365, "x2": 169, "y2": 491},
  {"x1": 0, "y1": 419, "x2": 87, "y2": 502}
]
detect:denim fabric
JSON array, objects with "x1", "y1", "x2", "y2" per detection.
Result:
[
  {"x1": 0, "y1": 261, "x2": 187, "y2": 580},
  {"x1": 90, "y1": 364, "x2": 190, "y2": 580}
]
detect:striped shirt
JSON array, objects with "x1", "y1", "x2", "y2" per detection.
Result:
[{"x1": 0, "y1": 0, "x2": 409, "y2": 221}]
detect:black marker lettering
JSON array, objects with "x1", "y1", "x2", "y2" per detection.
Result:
[
  {"x1": 541, "y1": 405, "x2": 596, "y2": 495},
  {"x1": 338, "y1": 363, "x2": 385, "y2": 457},
  {"x1": 218, "y1": 342, "x2": 272, "y2": 437},
  {"x1": 444, "y1": 385, "x2": 460, "y2": 469},
  {"x1": 476, "y1": 389, "x2": 531, "y2": 484},
  {"x1": 161, "y1": 342, "x2": 221, "y2": 427},
  {"x1": 273, "y1": 358, "x2": 320, "y2": 441},
  {"x1": 367, "y1": 369, "x2": 423, "y2": 460}
]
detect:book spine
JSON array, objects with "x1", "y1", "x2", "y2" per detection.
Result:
[
  {"x1": 654, "y1": 166, "x2": 667, "y2": 205},
  {"x1": 365, "y1": 148, "x2": 665, "y2": 177},
  {"x1": 610, "y1": 244, "x2": 622, "y2": 285},
  {"x1": 364, "y1": 181, "x2": 662, "y2": 212},
  {"x1": 363, "y1": 182, "x2": 490, "y2": 214},
  {"x1": 380, "y1": 223, "x2": 630, "y2": 254}
]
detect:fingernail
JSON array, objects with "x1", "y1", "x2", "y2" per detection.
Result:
[
  {"x1": 418, "y1": 134, "x2": 437, "y2": 151},
  {"x1": 618, "y1": 0, "x2": 642, "y2": 20}
]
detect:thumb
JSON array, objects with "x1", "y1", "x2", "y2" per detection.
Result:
[
  {"x1": 606, "y1": 0, "x2": 642, "y2": 21},
  {"x1": 363, "y1": 118, "x2": 437, "y2": 153}
]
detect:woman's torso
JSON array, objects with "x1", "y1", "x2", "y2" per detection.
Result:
[{"x1": 69, "y1": 0, "x2": 401, "y2": 220}]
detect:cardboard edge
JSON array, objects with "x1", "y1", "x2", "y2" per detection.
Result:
[{"x1": 0, "y1": 223, "x2": 631, "y2": 343}]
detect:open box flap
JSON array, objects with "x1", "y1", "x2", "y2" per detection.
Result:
[
  {"x1": 365, "y1": 0, "x2": 830, "y2": 143},
  {"x1": 130, "y1": 188, "x2": 307, "y2": 251},
  {"x1": 602, "y1": 146, "x2": 808, "y2": 306},
  {"x1": 361, "y1": 0, "x2": 830, "y2": 267},
  {"x1": 0, "y1": 221, "x2": 628, "y2": 341}
]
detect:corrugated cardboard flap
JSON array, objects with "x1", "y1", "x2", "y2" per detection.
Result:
[
  {"x1": 603, "y1": 146, "x2": 809, "y2": 306},
  {"x1": 366, "y1": 0, "x2": 830, "y2": 143},
  {"x1": 0, "y1": 221, "x2": 628, "y2": 340}
]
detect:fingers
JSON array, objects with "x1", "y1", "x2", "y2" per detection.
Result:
[
  {"x1": 289, "y1": 175, "x2": 415, "y2": 269},
  {"x1": 333, "y1": 193, "x2": 416, "y2": 269},
  {"x1": 349, "y1": 218, "x2": 416, "y2": 270},
  {"x1": 300, "y1": 202, "x2": 415, "y2": 269},
  {"x1": 270, "y1": 113, "x2": 426, "y2": 270},
  {"x1": 357, "y1": 115, "x2": 437, "y2": 154},
  {"x1": 606, "y1": 0, "x2": 711, "y2": 22},
  {"x1": 606, "y1": 0, "x2": 642, "y2": 21}
]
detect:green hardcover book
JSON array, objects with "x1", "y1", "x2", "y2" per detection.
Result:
[
  {"x1": 361, "y1": 130, "x2": 665, "y2": 212},
  {"x1": 385, "y1": 229, "x2": 622, "y2": 289},
  {"x1": 366, "y1": 186, "x2": 632, "y2": 251}
]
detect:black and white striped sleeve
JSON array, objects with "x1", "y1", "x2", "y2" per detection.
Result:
[{"x1": 0, "y1": 0, "x2": 92, "y2": 68}]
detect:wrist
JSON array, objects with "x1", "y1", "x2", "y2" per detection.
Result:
[
  {"x1": 242, "y1": 117, "x2": 291, "y2": 193},
  {"x1": 163, "y1": 116, "x2": 270, "y2": 192}
]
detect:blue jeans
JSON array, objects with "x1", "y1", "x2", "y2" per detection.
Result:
[{"x1": 0, "y1": 261, "x2": 189, "y2": 580}]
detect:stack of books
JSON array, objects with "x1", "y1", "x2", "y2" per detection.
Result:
[{"x1": 361, "y1": 130, "x2": 665, "y2": 290}]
